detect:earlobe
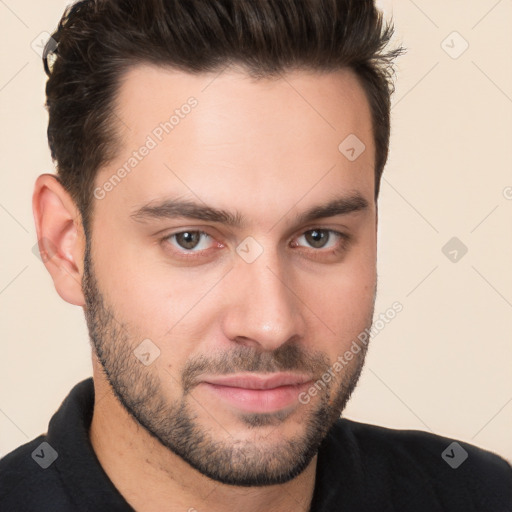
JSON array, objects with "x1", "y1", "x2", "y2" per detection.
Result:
[{"x1": 32, "y1": 174, "x2": 86, "y2": 306}]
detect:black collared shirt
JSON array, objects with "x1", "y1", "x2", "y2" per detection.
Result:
[{"x1": 1, "y1": 378, "x2": 511, "y2": 511}]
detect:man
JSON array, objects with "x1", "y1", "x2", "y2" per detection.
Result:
[{"x1": 0, "y1": 0, "x2": 510, "y2": 510}]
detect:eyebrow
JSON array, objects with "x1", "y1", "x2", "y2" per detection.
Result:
[{"x1": 130, "y1": 193, "x2": 369, "y2": 228}]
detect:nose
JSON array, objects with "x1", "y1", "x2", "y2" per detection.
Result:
[{"x1": 220, "y1": 249, "x2": 306, "y2": 352}]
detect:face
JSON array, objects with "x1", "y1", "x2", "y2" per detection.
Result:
[{"x1": 83, "y1": 64, "x2": 377, "y2": 486}]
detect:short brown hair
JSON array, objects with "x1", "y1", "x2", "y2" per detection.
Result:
[{"x1": 43, "y1": 0, "x2": 402, "y2": 233}]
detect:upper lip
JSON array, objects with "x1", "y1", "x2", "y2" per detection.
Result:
[{"x1": 202, "y1": 373, "x2": 313, "y2": 390}]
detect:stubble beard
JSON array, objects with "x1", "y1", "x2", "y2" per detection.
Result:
[{"x1": 82, "y1": 237, "x2": 373, "y2": 486}]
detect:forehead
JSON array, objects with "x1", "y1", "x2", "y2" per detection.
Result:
[{"x1": 94, "y1": 64, "x2": 375, "y2": 223}]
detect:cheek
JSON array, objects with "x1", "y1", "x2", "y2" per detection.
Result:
[
  {"x1": 91, "y1": 229, "x2": 224, "y2": 356},
  {"x1": 305, "y1": 237, "x2": 376, "y2": 343},
  {"x1": 310, "y1": 273, "x2": 375, "y2": 337},
  {"x1": 87, "y1": 222, "x2": 173, "y2": 331}
]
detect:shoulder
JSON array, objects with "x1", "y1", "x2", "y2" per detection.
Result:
[
  {"x1": 0, "y1": 435, "x2": 74, "y2": 510},
  {"x1": 341, "y1": 417, "x2": 511, "y2": 469},
  {"x1": 325, "y1": 418, "x2": 512, "y2": 509}
]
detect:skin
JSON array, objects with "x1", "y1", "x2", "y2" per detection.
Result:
[{"x1": 32, "y1": 64, "x2": 377, "y2": 512}]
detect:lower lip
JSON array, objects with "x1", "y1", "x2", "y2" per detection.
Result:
[{"x1": 200, "y1": 381, "x2": 312, "y2": 414}]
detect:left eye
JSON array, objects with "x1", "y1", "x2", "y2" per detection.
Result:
[
  {"x1": 295, "y1": 229, "x2": 342, "y2": 249},
  {"x1": 166, "y1": 231, "x2": 214, "y2": 251}
]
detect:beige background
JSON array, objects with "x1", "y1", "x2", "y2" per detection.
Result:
[{"x1": 1, "y1": 0, "x2": 511, "y2": 463}]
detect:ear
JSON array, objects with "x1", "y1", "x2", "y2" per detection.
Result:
[{"x1": 32, "y1": 174, "x2": 86, "y2": 306}]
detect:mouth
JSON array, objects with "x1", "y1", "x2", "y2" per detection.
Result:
[{"x1": 198, "y1": 373, "x2": 313, "y2": 414}]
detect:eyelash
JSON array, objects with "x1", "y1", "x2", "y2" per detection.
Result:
[{"x1": 161, "y1": 228, "x2": 350, "y2": 261}]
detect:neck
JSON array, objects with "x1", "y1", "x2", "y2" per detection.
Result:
[{"x1": 89, "y1": 371, "x2": 317, "y2": 512}]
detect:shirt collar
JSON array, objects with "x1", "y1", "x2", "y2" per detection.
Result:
[{"x1": 46, "y1": 378, "x2": 134, "y2": 511}]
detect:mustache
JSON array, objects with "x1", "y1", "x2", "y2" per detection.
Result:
[{"x1": 181, "y1": 343, "x2": 330, "y2": 394}]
